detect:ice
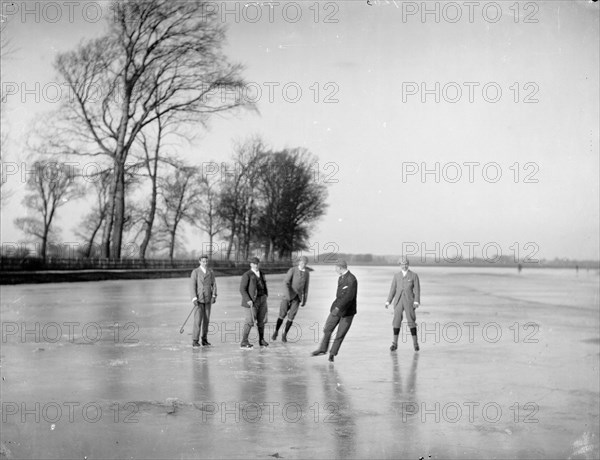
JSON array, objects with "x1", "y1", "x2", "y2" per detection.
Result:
[{"x1": 1, "y1": 266, "x2": 599, "y2": 459}]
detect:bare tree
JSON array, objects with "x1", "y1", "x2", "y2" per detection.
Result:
[
  {"x1": 155, "y1": 164, "x2": 202, "y2": 261},
  {"x1": 15, "y1": 160, "x2": 84, "y2": 261},
  {"x1": 52, "y1": 0, "x2": 251, "y2": 258},
  {"x1": 193, "y1": 169, "x2": 224, "y2": 259},
  {"x1": 217, "y1": 138, "x2": 268, "y2": 261},
  {"x1": 74, "y1": 169, "x2": 112, "y2": 257},
  {"x1": 128, "y1": 108, "x2": 183, "y2": 260}
]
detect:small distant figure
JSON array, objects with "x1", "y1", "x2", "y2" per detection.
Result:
[
  {"x1": 385, "y1": 256, "x2": 420, "y2": 352},
  {"x1": 189, "y1": 254, "x2": 217, "y2": 348},
  {"x1": 272, "y1": 256, "x2": 310, "y2": 343},
  {"x1": 518, "y1": 263, "x2": 523, "y2": 273},
  {"x1": 239, "y1": 257, "x2": 269, "y2": 349},
  {"x1": 311, "y1": 260, "x2": 357, "y2": 363},
  {"x1": 576, "y1": 265, "x2": 579, "y2": 274}
]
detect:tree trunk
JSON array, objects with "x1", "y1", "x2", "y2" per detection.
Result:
[
  {"x1": 101, "y1": 170, "x2": 118, "y2": 258},
  {"x1": 139, "y1": 174, "x2": 157, "y2": 260},
  {"x1": 41, "y1": 230, "x2": 48, "y2": 262},
  {"x1": 85, "y1": 217, "x2": 104, "y2": 258},
  {"x1": 110, "y1": 161, "x2": 125, "y2": 259}
]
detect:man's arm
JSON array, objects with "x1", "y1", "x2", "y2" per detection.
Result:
[
  {"x1": 386, "y1": 275, "x2": 397, "y2": 305},
  {"x1": 211, "y1": 271, "x2": 218, "y2": 301},
  {"x1": 301, "y1": 271, "x2": 310, "y2": 306},
  {"x1": 263, "y1": 273, "x2": 268, "y2": 297},
  {"x1": 283, "y1": 268, "x2": 294, "y2": 299},
  {"x1": 413, "y1": 273, "x2": 420, "y2": 305},
  {"x1": 240, "y1": 272, "x2": 252, "y2": 306},
  {"x1": 190, "y1": 269, "x2": 198, "y2": 303}
]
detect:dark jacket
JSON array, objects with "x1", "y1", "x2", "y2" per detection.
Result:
[
  {"x1": 283, "y1": 267, "x2": 310, "y2": 305},
  {"x1": 240, "y1": 269, "x2": 268, "y2": 307},
  {"x1": 331, "y1": 271, "x2": 357, "y2": 317}
]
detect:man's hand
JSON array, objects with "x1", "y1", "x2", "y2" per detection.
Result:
[
  {"x1": 247, "y1": 300, "x2": 253, "y2": 308},
  {"x1": 211, "y1": 296, "x2": 217, "y2": 304},
  {"x1": 414, "y1": 302, "x2": 419, "y2": 309},
  {"x1": 332, "y1": 307, "x2": 341, "y2": 316},
  {"x1": 385, "y1": 302, "x2": 390, "y2": 309},
  {"x1": 193, "y1": 299, "x2": 199, "y2": 307}
]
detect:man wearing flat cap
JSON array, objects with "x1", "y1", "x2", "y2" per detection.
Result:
[
  {"x1": 239, "y1": 257, "x2": 269, "y2": 348},
  {"x1": 385, "y1": 256, "x2": 421, "y2": 351},
  {"x1": 312, "y1": 260, "x2": 357, "y2": 362},
  {"x1": 272, "y1": 255, "x2": 310, "y2": 343},
  {"x1": 189, "y1": 254, "x2": 217, "y2": 347}
]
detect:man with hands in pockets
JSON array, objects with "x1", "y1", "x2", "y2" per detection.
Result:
[
  {"x1": 385, "y1": 256, "x2": 421, "y2": 352},
  {"x1": 189, "y1": 254, "x2": 217, "y2": 347},
  {"x1": 239, "y1": 257, "x2": 270, "y2": 349},
  {"x1": 311, "y1": 260, "x2": 357, "y2": 363}
]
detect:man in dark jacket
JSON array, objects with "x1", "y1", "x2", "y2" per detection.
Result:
[
  {"x1": 189, "y1": 254, "x2": 217, "y2": 347},
  {"x1": 239, "y1": 257, "x2": 269, "y2": 349},
  {"x1": 311, "y1": 260, "x2": 357, "y2": 362},
  {"x1": 272, "y1": 255, "x2": 310, "y2": 343}
]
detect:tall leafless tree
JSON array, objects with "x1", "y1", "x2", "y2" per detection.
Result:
[
  {"x1": 193, "y1": 169, "x2": 224, "y2": 259},
  {"x1": 52, "y1": 0, "x2": 250, "y2": 258},
  {"x1": 155, "y1": 164, "x2": 202, "y2": 261},
  {"x1": 74, "y1": 169, "x2": 112, "y2": 258},
  {"x1": 15, "y1": 160, "x2": 84, "y2": 261},
  {"x1": 217, "y1": 138, "x2": 267, "y2": 261}
]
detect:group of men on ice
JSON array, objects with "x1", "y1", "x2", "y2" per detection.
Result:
[{"x1": 189, "y1": 253, "x2": 421, "y2": 362}]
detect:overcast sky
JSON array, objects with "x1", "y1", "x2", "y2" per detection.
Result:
[{"x1": 1, "y1": 1, "x2": 598, "y2": 261}]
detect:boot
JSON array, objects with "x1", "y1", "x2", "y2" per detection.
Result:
[
  {"x1": 272, "y1": 318, "x2": 283, "y2": 341},
  {"x1": 240, "y1": 323, "x2": 252, "y2": 348},
  {"x1": 412, "y1": 334, "x2": 419, "y2": 351},
  {"x1": 259, "y1": 327, "x2": 269, "y2": 347},
  {"x1": 282, "y1": 320, "x2": 293, "y2": 343}
]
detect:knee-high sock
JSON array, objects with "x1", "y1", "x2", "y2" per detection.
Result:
[
  {"x1": 410, "y1": 327, "x2": 418, "y2": 348},
  {"x1": 284, "y1": 320, "x2": 293, "y2": 334},
  {"x1": 393, "y1": 328, "x2": 400, "y2": 344},
  {"x1": 275, "y1": 318, "x2": 283, "y2": 333}
]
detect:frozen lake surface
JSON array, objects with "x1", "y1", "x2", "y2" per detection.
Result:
[{"x1": 1, "y1": 265, "x2": 599, "y2": 459}]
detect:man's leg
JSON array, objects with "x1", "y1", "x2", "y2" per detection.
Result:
[
  {"x1": 201, "y1": 303, "x2": 212, "y2": 346},
  {"x1": 313, "y1": 313, "x2": 339, "y2": 355},
  {"x1": 257, "y1": 296, "x2": 269, "y2": 347},
  {"x1": 391, "y1": 304, "x2": 404, "y2": 351},
  {"x1": 282, "y1": 299, "x2": 300, "y2": 343},
  {"x1": 192, "y1": 304, "x2": 201, "y2": 346},
  {"x1": 240, "y1": 307, "x2": 254, "y2": 348},
  {"x1": 329, "y1": 315, "x2": 354, "y2": 357},
  {"x1": 273, "y1": 298, "x2": 290, "y2": 340},
  {"x1": 406, "y1": 303, "x2": 419, "y2": 351}
]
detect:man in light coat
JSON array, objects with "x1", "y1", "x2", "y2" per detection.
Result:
[
  {"x1": 385, "y1": 256, "x2": 420, "y2": 351},
  {"x1": 189, "y1": 254, "x2": 217, "y2": 347},
  {"x1": 272, "y1": 255, "x2": 310, "y2": 343}
]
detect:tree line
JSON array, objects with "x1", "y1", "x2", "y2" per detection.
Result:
[{"x1": 5, "y1": 0, "x2": 329, "y2": 261}]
